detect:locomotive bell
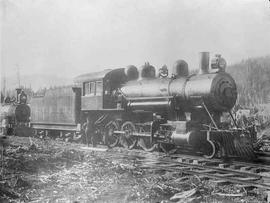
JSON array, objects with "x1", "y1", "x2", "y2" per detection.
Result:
[{"x1": 211, "y1": 54, "x2": 227, "y2": 72}]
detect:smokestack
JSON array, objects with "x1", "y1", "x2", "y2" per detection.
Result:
[{"x1": 199, "y1": 52, "x2": 210, "y2": 74}]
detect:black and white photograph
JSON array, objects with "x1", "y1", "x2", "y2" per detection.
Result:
[{"x1": 1, "y1": 0, "x2": 270, "y2": 202}]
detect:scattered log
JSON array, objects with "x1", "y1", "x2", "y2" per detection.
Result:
[
  {"x1": 80, "y1": 146, "x2": 108, "y2": 152},
  {"x1": 170, "y1": 188, "x2": 197, "y2": 201},
  {"x1": 213, "y1": 192, "x2": 245, "y2": 197}
]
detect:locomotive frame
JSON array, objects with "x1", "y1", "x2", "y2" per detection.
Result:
[{"x1": 28, "y1": 52, "x2": 256, "y2": 159}]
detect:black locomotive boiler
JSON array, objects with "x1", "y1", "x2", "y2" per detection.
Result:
[
  {"x1": 30, "y1": 52, "x2": 255, "y2": 158},
  {"x1": 0, "y1": 88, "x2": 31, "y2": 136}
]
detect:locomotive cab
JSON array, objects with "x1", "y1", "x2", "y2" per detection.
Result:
[{"x1": 74, "y1": 68, "x2": 128, "y2": 110}]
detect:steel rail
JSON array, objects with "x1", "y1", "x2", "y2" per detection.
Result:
[
  {"x1": 108, "y1": 150, "x2": 270, "y2": 190},
  {"x1": 137, "y1": 159, "x2": 270, "y2": 190},
  {"x1": 169, "y1": 153, "x2": 270, "y2": 170},
  {"x1": 137, "y1": 158, "x2": 270, "y2": 179},
  {"x1": 140, "y1": 164, "x2": 270, "y2": 190}
]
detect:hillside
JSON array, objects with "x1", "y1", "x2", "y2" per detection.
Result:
[{"x1": 227, "y1": 56, "x2": 270, "y2": 107}]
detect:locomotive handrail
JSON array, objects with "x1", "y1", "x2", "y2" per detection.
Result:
[
  {"x1": 202, "y1": 102, "x2": 219, "y2": 130},
  {"x1": 125, "y1": 96, "x2": 173, "y2": 101},
  {"x1": 202, "y1": 124, "x2": 219, "y2": 130}
]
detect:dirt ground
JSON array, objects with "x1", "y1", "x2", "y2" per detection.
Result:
[{"x1": 0, "y1": 136, "x2": 268, "y2": 203}]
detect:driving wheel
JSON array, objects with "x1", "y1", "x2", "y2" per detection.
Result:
[
  {"x1": 137, "y1": 126, "x2": 157, "y2": 152},
  {"x1": 120, "y1": 121, "x2": 137, "y2": 149},
  {"x1": 105, "y1": 121, "x2": 119, "y2": 148}
]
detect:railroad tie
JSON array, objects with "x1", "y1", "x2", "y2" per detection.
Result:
[
  {"x1": 219, "y1": 163, "x2": 230, "y2": 168},
  {"x1": 250, "y1": 168, "x2": 261, "y2": 173},
  {"x1": 229, "y1": 165, "x2": 242, "y2": 170},
  {"x1": 210, "y1": 179, "x2": 230, "y2": 186},
  {"x1": 203, "y1": 161, "x2": 220, "y2": 166},
  {"x1": 240, "y1": 166, "x2": 252, "y2": 171},
  {"x1": 192, "y1": 159, "x2": 204, "y2": 165},
  {"x1": 176, "y1": 158, "x2": 186, "y2": 163}
]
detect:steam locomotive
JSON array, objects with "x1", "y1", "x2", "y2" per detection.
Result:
[
  {"x1": 0, "y1": 89, "x2": 31, "y2": 136},
  {"x1": 29, "y1": 52, "x2": 255, "y2": 158}
]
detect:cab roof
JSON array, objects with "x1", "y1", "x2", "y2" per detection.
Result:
[
  {"x1": 73, "y1": 68, "x2": 127, "y2": 83},
  {"x1": 73, "y1": 69, "x2": 112, "y2": 83}
]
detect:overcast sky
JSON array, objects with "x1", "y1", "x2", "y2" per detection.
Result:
[{"x1": 1, "y1": 0, "x2": 270, "y2": 80}]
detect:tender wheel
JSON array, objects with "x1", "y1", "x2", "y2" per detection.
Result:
[
  {"x1": 203, "y1": 140, "x2": 216, "y2": 159},
  {"x1": 81, "y1": 122, "x2": 88, "y2": 144},
  {"x1": 73, "y1": 132, "x2": 83, "y2": 143},
  {"x1": 105, "y1": 121, "x2": 119, "y2": 148},
  {"x1": 38, "y1": 130, "x2": 45, "y2": 139},
  {"x1": 137, "y1": 126, "x2": 157, "y2": 152},
  {"x1": 64, "y1": 132, "x2": 72, "y2": 142},
  {"x1": 120, "y1": 121, "x2": 137, "y2": 149},
  {"x1": 33, "y1": 129, "x2": 38, "y2": 137}
]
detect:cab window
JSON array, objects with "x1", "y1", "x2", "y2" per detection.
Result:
[
  {"x1": 84, "y1": 82, "x2": 90, "y2": 95},
  {"x1": 89, "y1": 82, "x2": 95, "y2": 95},
  {"x1": 96, "y1": 81, "x2": 103, "y2": 96},
  {"x1": 83, "y1": 81, "x2": 102, "y2": 96}
]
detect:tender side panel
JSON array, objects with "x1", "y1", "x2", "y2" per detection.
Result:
[{"x1": 31, "y1": 86, "x2": 77, "y2": 126}]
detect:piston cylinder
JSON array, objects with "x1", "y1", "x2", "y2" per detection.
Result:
[{"x1": 171, "y1": 130, "x2": 198, "y2": 146}]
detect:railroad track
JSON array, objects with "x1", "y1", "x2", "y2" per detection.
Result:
[
  {"x1": 34, "y1": 135, "x2": 270, "y2": 191},
  {"x1": 108, "y1": 149, "x2": 270, "y2": 191}
]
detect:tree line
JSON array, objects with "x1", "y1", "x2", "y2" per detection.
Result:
[{"x1": 227, "y1": 56, "x2": 270, "y2": 108}]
